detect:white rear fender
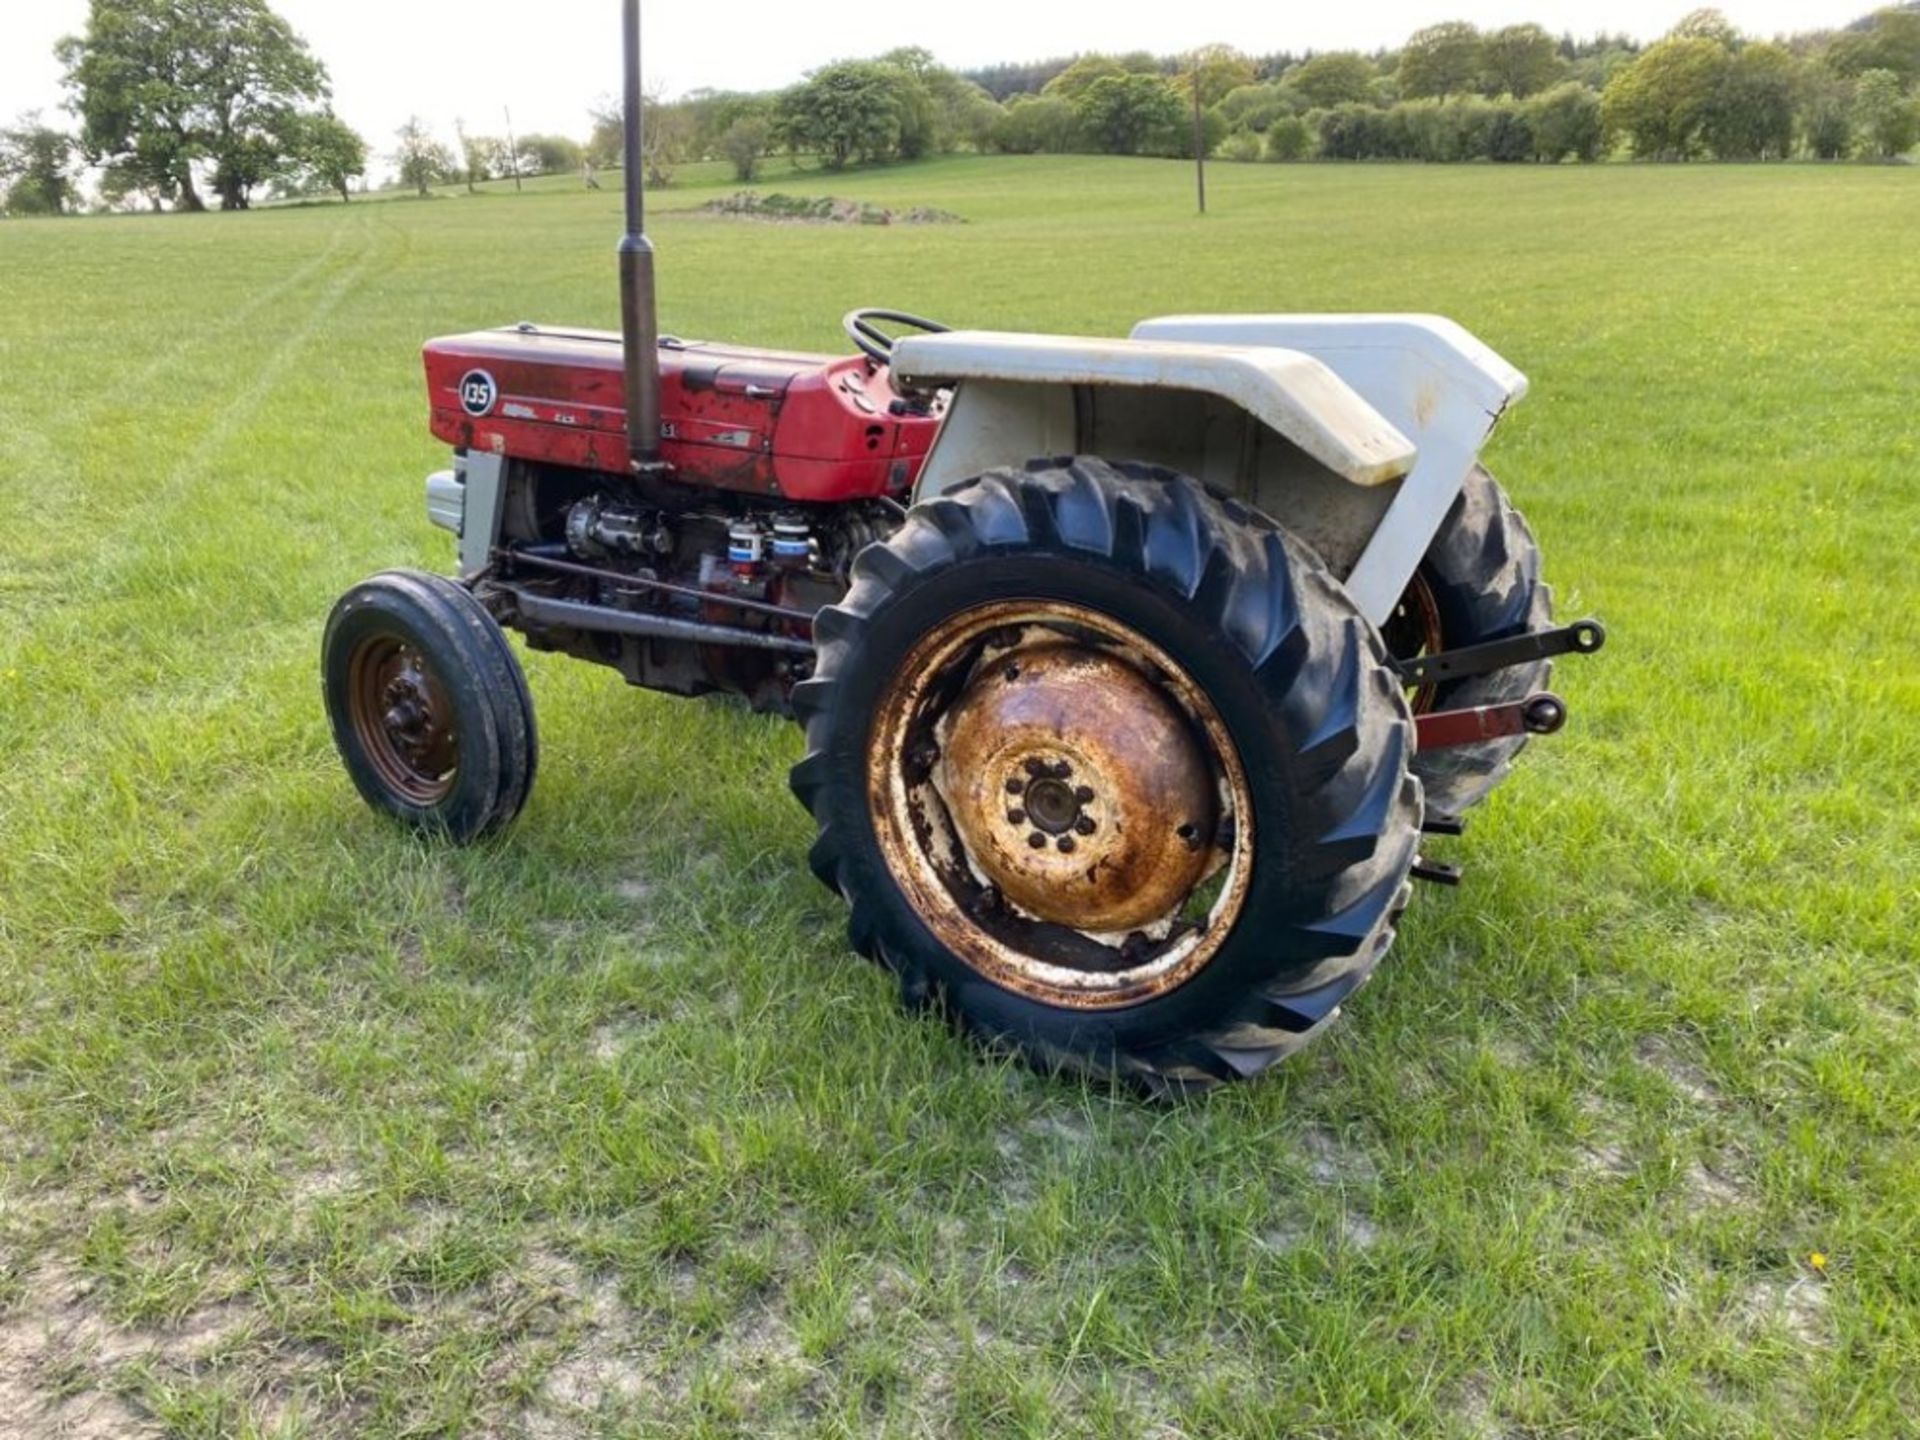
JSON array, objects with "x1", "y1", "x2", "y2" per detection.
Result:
[
  {"x1": 893, "y1": 330, "x2": 1415, "y2": 489},
  {"x1": 1130, "y1": 315, "x2": 1528, "y2": 622}
]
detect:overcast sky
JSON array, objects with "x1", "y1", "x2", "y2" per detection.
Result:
[{"x1": 0, "y1": 0, "x2": 1877, "y2": 151}]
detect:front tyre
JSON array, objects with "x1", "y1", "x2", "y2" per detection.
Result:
[
  {"x1": 790, "y1": 459, "x2": 1420, "y2": 1095},
  {"x1": 322, "y1": 570, "x2": 538, "y2": 842}
]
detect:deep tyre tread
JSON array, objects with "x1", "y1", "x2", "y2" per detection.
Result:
[
  {"x1": 1411, "y1": 465, "x2": 1554, "y2": 815},
  {"x1": 322, "y1": 569, "x2": 538, "y2": 843},
  {"x1": 790, "y1": 458, "x2": 1421, "y2": 1094}
]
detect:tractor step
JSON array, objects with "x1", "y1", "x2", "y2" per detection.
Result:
[
  {"x1": 1416, "y1": 692, "x2": 1567, "y2": 750},
  {"x1": 1411, "y1": 855, "x2": 1464, "y2": 886},
  {"x1": 1393, "y1": 618, "x2": 1606, "y2": 688},
  {"x1": 1420, "y1": 811, "x2": 1466, "y2": 837}
]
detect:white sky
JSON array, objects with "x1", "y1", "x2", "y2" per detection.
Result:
[{"x1": 0, "y1": 0, "x2": 1878, "y2": 150}]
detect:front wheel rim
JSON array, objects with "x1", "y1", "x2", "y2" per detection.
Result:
[
  {"x1": 866, "y1": 599, "x2": 1254, "y2": 1011},
  {"x1": 346, "y1": 633, "x2": 459, "y2": 806}
]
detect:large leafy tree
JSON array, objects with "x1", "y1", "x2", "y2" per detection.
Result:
[
  {"x1": 1072, "y1": 72, "x2": 1185, "y2": 155},
  {"x1": 291, "y1": 111, "x2": 366, "y2": 201},
  {"x1": 1178, "y1": 45, "x2": 1258, "y2": 108},
  {"x1": 1282, "y1": 53, "x2": 1378, "y2": 109},
  {"x1": 1479, "y1": 24, "x2": 1566, "y2": 98},
  {"x1": 1703, "y1": 42, "x2": 1797, "y2": 159},
  {"x1": 1524, "y1": 81, "x2": 1604, "y2": 160},
  {"x1": 392, "y1": 116, "x2": 455, "y2": 198},
  {"x1": 1043, "y1": 56, "x2": 1129, "y2": 104},
  {"x1": 1398, "y1": 22, "x2": 1485, "y2": 99},
  {"x1": 1602, "y1": 36, "x2": 1730, "y2": 158},
  {"x1": 0, "y1": 114, "x2": 80, "y2": 215},
  {"x1": 779, "y1": 61, "x2": 908, "y2": 169},
  {"x1": 1798, "y1": 68, "x2": 1856, "y2": 158},
  {"x1": 1826, "y1": 8, "x2": 1920, "y2": 86},
  {"x1": 59, "y1": 0, "x2": 331, "y2": 211},
  {"x1": 1852, "y1": 66, "x2": 1920, "y2": 155}
]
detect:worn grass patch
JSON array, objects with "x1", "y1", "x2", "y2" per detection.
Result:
[{"x1": 1, "y1": 155, "x2": 1916, "y2": 1436}]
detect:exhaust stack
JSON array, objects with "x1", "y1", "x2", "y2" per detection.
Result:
[{"x1": 618, "y1": 0, "x2": 662, "y2": 469}]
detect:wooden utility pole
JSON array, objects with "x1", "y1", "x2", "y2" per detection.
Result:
[
  {"x1": 504, "y1": 106, "x2": 523, "y2": 192},
  {"x1": 1192, "y1": 65, "x2": 1207, "y2": 215}
]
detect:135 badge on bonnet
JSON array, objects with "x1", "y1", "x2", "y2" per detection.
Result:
[{"x1": 458, "y1": 370, "x2": 498, "y2": 417}]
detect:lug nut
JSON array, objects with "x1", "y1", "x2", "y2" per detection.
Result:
[
  {"x1": 1051, "y1": 760, "x2": 1073, "y2": 779},
  {"x1": 1007, "y1": 808, "x2": 1026, "y2": 825},
  {"x1": 1074, "y1": 785, "x2": 1095, "y2": 804},
  {"x1": 1005, "y1": 777, "x2": 1025, "y2": 795},
  {"x1": 1027, "y1": 832, "x2": 1047, "y2": 849},
  {"x1": 1075, "y1": 815, "x2": 1096, "y2": 835},
  {"x1": 1023, "y1": 757, "x2": 1049, "y2": 778},
  {"x1": 1056, "y1": 836, "x2": 1076, "y2": 854}
]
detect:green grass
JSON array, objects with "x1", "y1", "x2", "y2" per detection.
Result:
[{"x1": 1, "y1": 155, "x2": 1916, "y2": 1438}]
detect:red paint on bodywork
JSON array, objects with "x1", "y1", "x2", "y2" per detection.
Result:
[{"x1": 424, "y1": 327, "x2": 939, "y2": 501}]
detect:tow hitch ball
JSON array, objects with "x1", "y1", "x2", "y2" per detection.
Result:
[
  {"x1": 1407, "y1": 618, "x2": 1606, "y2": 755},
  {"x1": 1415, "y1": 691, "x2": 1569, "y2": 751}
]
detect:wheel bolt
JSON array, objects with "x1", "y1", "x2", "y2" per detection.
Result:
[
  {"x1": 1023, "y1": 757, "x2": 1049, "y2": 778},
  {"x1": 1075, "y1": 815, "x2": 1096, "y2": 835},
  {"x1": 1027, "y1": 832, "x2": 1046, "y2": 849},
  {"x1": 1074, "y1": 785, "x2": 1095, "y2": 804},
  {"x1": 1057, "y1": 835, "x2": 1076, "y2": 854},
  {"x1": 1005, "y1": 777, "x2": 1025, "y2": 795},
  {"x1": 1051, "y1": 760, "x2": 1073, "y2": 779},
  {"x1": 1007, "y1": 808, "x2": 1026, "y2": 825}
]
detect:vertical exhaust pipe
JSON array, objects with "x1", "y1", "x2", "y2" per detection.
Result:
[{"x1": 619, "y1": 0, "x2": 662, "y2": 469}]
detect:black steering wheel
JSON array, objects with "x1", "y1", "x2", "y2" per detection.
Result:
[{"x1": 843, "y1": 308, "x2": 952, "y2": 367}]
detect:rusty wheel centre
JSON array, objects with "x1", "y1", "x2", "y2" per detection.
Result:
[
  {"x1": 867, "y1": 601, "x2": 1253, "y2": 1010},
  {"x1": 347, "y1": 635, "x2": 459, "y2": 806}
]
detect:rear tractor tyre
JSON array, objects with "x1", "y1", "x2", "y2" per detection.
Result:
[
  {"x1": 322, "y1": 569, "x2": 538, "y2": 842},
  {"x1": 790, "y1": 459, "x2": 1421, "y2": 1095},
  {"x1": 1384, "y1": 464, "x2": 1553, "y2": 817}
]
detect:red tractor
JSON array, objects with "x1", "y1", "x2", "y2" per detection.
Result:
[{"x1": 323, "y1": 2, "x2": 1603, "y2": 1094}]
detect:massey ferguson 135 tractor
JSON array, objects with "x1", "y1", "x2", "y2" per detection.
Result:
[{"x1": 322, "y1": 2, "x2": 1604, "y2": 1094}]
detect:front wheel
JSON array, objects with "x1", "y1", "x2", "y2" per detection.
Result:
[
  {"x1": 322, "y1": 570, "x2": 538, "y2": 842},
  {"x1": 790, "y1": 459, "x2": 1420, "y2": 1095}
]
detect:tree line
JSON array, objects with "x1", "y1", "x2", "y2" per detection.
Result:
[
  {"x1": 669, "y1": 4, "x2": 1916, "y2": 171},
  {"x1": 5, "y1": 0, "x2": 1916, "y2": 218}
]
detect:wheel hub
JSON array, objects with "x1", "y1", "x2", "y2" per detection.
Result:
[
  {"x1": 348, "y1": 637, "x2": 458, "y2": 804},
  {"x1": 935, "y1": 644, "x2": 1216, "y2": 934}
]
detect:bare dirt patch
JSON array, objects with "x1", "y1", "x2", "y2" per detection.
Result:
[
  {"x1": 1737, "y1": 1274, "x2": 1830, "y2": 1348},
  {"x1": 1637, "y1": 1036, "x2": 1725, "y2": 1109},
  {"x1": 1684, "y1": 1158, "x2": 1753, "y2": 1209},
  {"x1": 1453, "y1": 1371, "x2": 1515, "y2": 1440},
  {"x1": 1339, "y1": 1212, "x2": 1382, "y2": 1249},
  {"x1": 1574, "y1": 1094, "x2": 1636, "y2": 1178},
  {"x1": 1299, "y1": 1125, "x2": 1378, "y2": 1185},
  {"x1": 589, "y1": 1014, "x2": 659, "y2": 1063},
  {"x1": 0, "y1": 1255, "x2": 259, "y2": 1438}
]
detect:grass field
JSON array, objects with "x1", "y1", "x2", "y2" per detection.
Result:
[{"x1": 1, "y1": 155, "x2": 1916, "y2": 1438}]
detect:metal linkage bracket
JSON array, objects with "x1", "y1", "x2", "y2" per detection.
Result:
[
  {"x1": 1393, "y1": 618, "x2": 1606, "y2": 688},
  {"x1": 1415, "y1": 692, "x2": 1568, "y2": 751}
]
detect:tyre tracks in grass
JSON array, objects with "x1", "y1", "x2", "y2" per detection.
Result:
[
  {"x1": 0, "y1": 212, "x2": 360, "y2": 524},
  {"x1": 0, "y1": 208, "x2": 397, "y2": 820}
]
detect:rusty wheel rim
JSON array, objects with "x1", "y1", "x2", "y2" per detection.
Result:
[
  {"x1": 1382, "y1": 572, "x2": 1446, "y2": 714},
  {"x1": 866, "y1": 600, "x2": 1254, "y2": 1011},
  {"x1": 346, "y1": 633, "x2": 459, "y2": 806}
]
